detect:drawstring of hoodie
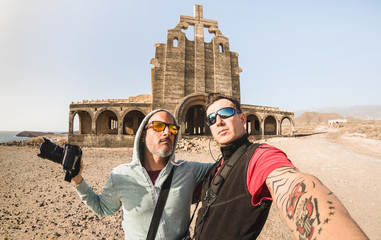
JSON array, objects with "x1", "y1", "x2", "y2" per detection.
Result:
[{"x1": 170, "y1": 158, "x2": 186, "y2": 166}]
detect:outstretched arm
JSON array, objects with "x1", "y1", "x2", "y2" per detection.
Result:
[
  {"x1": 71, "y1": 158, "x2": 121, "y2": 217},
  {"x1": 266, "y1": 167, "x2": 368, "y2": 240}
]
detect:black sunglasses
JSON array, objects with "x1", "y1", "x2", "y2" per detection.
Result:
[
  {"x1": 206, "y1": 107, "x2": 241, "y2": 126},
  {"x1": 146, "y1": 121, "x2": 180, "y2": 135}
]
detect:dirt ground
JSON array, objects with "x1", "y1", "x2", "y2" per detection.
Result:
[{"x1": 1, "y1": 129, "x2": 380, "y2": 239}]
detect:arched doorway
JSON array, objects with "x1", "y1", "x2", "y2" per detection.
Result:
[
  {"x1": 185, "y1": 105, "x2": 206, "y2": 135},
  {"x1": 246, "y1": 114, "x2": 260, "y2": 135},
  {"x1": 174, "y1": 93, "x2": 208, "y2": 136},
  {"x1": 281, "y1": 117, "x2": 292, "y2": 136},
  {"x1": 96, "y1": 110, "x2": 118, "y2": 135},
  {"x1": 123, "y1": 110, "x2": 145, "y2": 135},
  {"x1": 73, "y1": 111, "x2": 92, "y2": 135},
  {"x1": 264, "y1": 115, "x2": 277, "y2": 135}
]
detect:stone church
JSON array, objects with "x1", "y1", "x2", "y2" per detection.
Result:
[{"x1": 68, "y1": 5, "x2": 294, "y2": 147}]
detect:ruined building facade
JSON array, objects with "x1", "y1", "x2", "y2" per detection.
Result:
[{"x1": 69, "y1": 5, "x2": 294, "y2": 147}]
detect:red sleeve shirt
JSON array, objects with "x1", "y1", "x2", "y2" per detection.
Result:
[{"x1": 246, "y1": 144, "x2": 295, "y2": 206}]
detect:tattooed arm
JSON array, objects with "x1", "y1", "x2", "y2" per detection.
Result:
[{"x1": 266, "y1": 166, "x2": 368, "y2": 240}]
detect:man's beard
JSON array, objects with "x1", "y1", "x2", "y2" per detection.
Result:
[{"x1": 146, "y1": 139, "x2": 173, "y2": 158}]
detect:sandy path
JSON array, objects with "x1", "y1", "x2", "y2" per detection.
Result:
[
  {"x1": 0, "y1": 133, "x2": 380, "y2": 239},
  {"x1": 258, "y1": 133, "x2": 381, "y2": 239}
]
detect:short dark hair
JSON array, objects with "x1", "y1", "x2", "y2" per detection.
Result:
[{"x1": 205, "y1": 93, "x2": 242, "y2": 112}]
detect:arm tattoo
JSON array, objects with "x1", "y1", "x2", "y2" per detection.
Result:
[
  {"x1": 294, "y1": 192, "x2": 336, "y2": 239},
  {"x1": 296, "y1": 196, "x2": 316, "y2": 239},
  {"x1": 286, "y1": 181, "x2": 307, "y2": 219},
  {"x1": 268, "y1": 167, "x2": 300, "y2": 208},
  {"x1": 268, "y1": 167, "x2": 337, "y2": 239}
]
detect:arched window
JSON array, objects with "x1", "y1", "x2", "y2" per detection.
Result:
[
  {"x1": 173, "y1": 38, "x2": 178, "y2": 47},
  {"x1": 123, "y1": 110, "x2": 145, "y2": 135},
  {"x1": 246, "y1": 114, "x2": 260, "y2": 135},
  {"x1": 264, "y1": 116, "x2": 277, "y2": 135},
  {"x1": 96, "y1": 110, "x2": 118, "y2": 135},
  {"x1": 219, "y1": 43, "x2": 224, "y2": 53}
]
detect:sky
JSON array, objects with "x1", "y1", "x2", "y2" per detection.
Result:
[{"x1": 1, "y1": 0, "x2": 380, "y2": 131}]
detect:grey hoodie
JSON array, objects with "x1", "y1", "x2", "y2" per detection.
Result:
[{"x1": 75, "y1": 109, "x2": 212, "y2": 239}]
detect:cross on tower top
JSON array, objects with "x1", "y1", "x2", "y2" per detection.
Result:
[
  {"x1": 179, "y1": 4, "x2": 218, "y2": 39},
  {"x1": 194, "y1": 4, "x2": 203, "y2": 20}
]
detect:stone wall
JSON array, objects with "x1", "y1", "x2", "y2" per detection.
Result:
[
  {"x1": 242, "y1": 104, "x2": 295, "y2": 136},
  {"x1": 150, "y1": 4, "x2": 242, "y2": 115},
  {"x1": 68, "y1": 96, "x2": 152, "y2": 147}
]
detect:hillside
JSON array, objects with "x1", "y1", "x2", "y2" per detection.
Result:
[
  {"x1": 295, "y1": 112, "x2": 344, "y2": 125},
  {"x1": 295, "y1": 105, "x2": 381, "y2": 120}
]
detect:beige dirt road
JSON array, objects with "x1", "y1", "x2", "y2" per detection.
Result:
[
  {"x1": 257, "y1": 132, "x2": 381, "y2": 239},
  {"x1": 0, "y1": 132, "x2": 380, "y2": 239}
]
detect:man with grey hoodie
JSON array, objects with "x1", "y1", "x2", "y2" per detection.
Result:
[{"x1": 72, "y1": 109, "x2": 212, "y2": 239}]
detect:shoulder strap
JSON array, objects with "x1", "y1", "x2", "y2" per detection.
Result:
[
  {"x1": 146, "y1": 167, "x2": 175, "y2": 240},
  {"x1": 207, "y1": 143, "x2": 261, "y2": 206}
]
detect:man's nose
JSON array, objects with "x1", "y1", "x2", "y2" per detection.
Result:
[
  {"x1": 215, "y1": 115, "x2": 225, "y2": 126},
  {"x1": 162, "y1": 125, "x2": 171, "y2": 135}
]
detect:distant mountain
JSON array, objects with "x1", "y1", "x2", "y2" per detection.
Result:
[
  {"x1": 295, "y1": 112, "x2": 344, "y2": 125},
  {"x1": 295, "y1": 105, "x2": 381, "y2": 120},
  {"x1": 16, "y1": 131, "x2": 55, "y2": 137}
]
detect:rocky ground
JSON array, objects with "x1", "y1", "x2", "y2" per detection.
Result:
[{"x1": 1, "y1": 127, "x2": 380, "y2": 239}]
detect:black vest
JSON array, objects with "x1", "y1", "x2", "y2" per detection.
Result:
[{"x1": 194, "y1": 139, "x2": 272, "y2": 240}]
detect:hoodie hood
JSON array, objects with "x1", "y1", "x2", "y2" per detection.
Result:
[{"x1": 131, "y1": 109, "x2": 179, "y2": 167}]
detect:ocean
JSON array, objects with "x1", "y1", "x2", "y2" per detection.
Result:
[{"x1": 0, "y1": 131, "x2": 30, "y2": 143}]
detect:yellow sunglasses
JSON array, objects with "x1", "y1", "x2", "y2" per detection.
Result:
[{"x1": 146, "y1": 121, "x2": 180, "y2": 135}]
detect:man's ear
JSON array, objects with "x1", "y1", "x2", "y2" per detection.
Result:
[{"x1": 240, "y1": 112, "x2": 247, "y2": 125}]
